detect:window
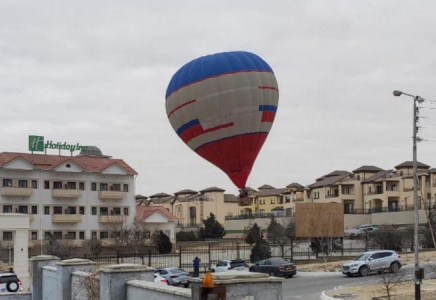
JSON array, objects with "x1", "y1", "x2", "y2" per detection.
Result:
[
  {"x1": 18, "y1": 206, "x2": 28, "y2": 214},
  {"x1": 100, "y1": 207, "x2": 108, "y2": 215},
  {"x1": 53, "y1": 181, "x2": 62, "y2": 189},
  {"x1": 44, "y1": 232, "x2": 52, "y2": 240},
  {"x1": 79, "y1": 231, "x2": 85, "y2": 240},
  {"x1": 3, "y1": 231, "x2": 13, "y2": 240},
  {"x1": 44, "y1": 181, "x2": 50, "y2": 189},
  {"x1": 31, "y1": 206, "x2": 37, "y2": 214},
  {"x1": 18, "y1": 180, "x2": 28, "y2": 188},
  {"x1": 53, "y1": 232, "x2": 62, "y2": 239},
  {"x1": 32, "y1": 180, "x2": 38, "y2": 189},
  {"x1": 113, "y1": 207, "x2": 121, "y2": 215},
  {"x1": 31, "y1": 231, "x2": 38, "y2": 240},
  {"x1": 44, "y1": 206, "x2": 50, "y2": 215},
  {"x1": 111, "y1": 231, "x2": 121, "y2": 238},
  {"x1": 66, "y1": 232, "x2": 76, "y2": 239},
  {"x1": 112, "y1": 184, "x2": 121, "y2": 191},
  {"x1": 100, "y1": 183, "x2": 108, "y2": 191},
  {"x1": 79, "y1": 206, "x2": 85, "y2": 215},
  {"x1": 144, "y1": 231, "x2": 151, "y2": 239},
  {"x1": 164, "y1": 231, "x2": 170, "y2": 237},
  {"x1": 391, "y1": 185, "x2": 397, "y2": 191},
  {"x1": 3, "y1": 205, "x2": 12, "y2": 213},
  {"x1": 259, "y1": 209, "x2": 265, "y2": 215},
  {"x1": 3, "y1": 179, "x2": 12, "y2": 187},
  {"x1": 357, "y1": 175, "x2": 360, "y2": 180},
  {"x1": 285, "y1": 197, "x2": 290, "y2": 203},
  {"x1": 67, "y1": 207, "x2": 76, "y2": 214},
  {"x1": 270, "y1": 199, "x2": 275, "y2": 204},
  {"x1": 91, "y1": 183, "x2": 97, "y2": 191},
  {"x1": 91, "y1": 207, "x2": 97, "y2": 215},
  {"x1": 91, "y1": 231, "x2": 97, "y2": 239},
  {"x1": 123, "y1": 184, "x2": 129, "y2": 192},
  {"x1": 53, "y1": 206, "x2": 62, "y2": 214},
  {"x1": 79, "y1": 182, "x2": 85, "y2": 190},
  {"x1": 67, "y1": 182, "x2": 76, "y2": 190},
  {"x1": 123, "y1": 208, "x2": 129, "y2": 215},
  {"x1": 100, "y1": 231, "x2": 108, "y2": 239}
]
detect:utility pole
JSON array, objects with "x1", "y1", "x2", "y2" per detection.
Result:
[{"x1": 394, "y1": 90, "x2": 424, "y2": 300}]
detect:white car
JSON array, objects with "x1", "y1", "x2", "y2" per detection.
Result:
[
  {"x1": 0, "y1": 272, "x2": 22, "y2": 293},
  {"x1": 154, "y1": 274, "x2": 168, "y2": 284},
  {"x1": 211, "y1": 260, "x2": 249, "y2": 272},
  {"x1": 342, "y1": 250, "x2": 402, "y2": 277}
]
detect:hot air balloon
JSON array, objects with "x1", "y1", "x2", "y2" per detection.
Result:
[{"x1": 165, "y1": 51, "x2": 279, "y2": 193}]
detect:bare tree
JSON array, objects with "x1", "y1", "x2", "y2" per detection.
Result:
[
  {"x1": 43, "y1": 236, "x2": 75, "y2": 259},
  {"x1": 376, "y1": 268, "x2": 407, "y2": 300},
  {"x1": 266, "y1": 216, "x2": 300, "y2": 259},
  {"x1": 84, "y1": 237, "x2": 102, "y2": 257}
]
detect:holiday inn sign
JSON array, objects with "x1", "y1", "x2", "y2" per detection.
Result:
[{"x1": 28, "y1": 135, "x2": 88, "y2": 152}]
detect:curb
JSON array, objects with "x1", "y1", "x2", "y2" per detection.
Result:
[{"x1": 321, "y1": 291, "x2": 340, "y2": 300}]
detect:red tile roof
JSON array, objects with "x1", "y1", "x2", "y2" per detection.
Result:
[
  {"x1": 135, "y1": 206, "x2": 177, "y2": 221},
  {"x1": 0, "y1": 152, "x2": 137, "y2": 175}
]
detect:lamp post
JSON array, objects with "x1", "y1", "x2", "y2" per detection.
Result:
[{"x1": 393, "y1": 90, "x2": 424, "y2": 300}]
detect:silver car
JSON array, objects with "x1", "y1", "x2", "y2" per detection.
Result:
[
  {"x1": 154, "y1": 268, "x2": 190, "y2": 287},
  {"x1": 342, "y1": 250, "x2": 402, "y2": 277}
]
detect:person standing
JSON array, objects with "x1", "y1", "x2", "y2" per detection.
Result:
[{"x1": 193, "y1": 256, "x2": 201, "y2": 277}]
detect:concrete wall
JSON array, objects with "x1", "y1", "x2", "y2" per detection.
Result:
[
  {"x1": 371, "y1": 210, "x2": 428, "y2": 226},
  {"x1": 344, "y1": 214, "x2": 371, "y2": 230},
  {"x1": 42, "y1": 266, "x2": 58, "y2": 300},
  {"x1": 127, "y1": 280, "x2": 190, "y2": 300}
]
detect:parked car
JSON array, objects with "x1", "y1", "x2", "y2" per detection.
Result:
[
  {"x1": 249, "y1": 258, "x2": 297, "y2": 278},
  {"x1": 154, "y1": 268, "x2": 190, "y2": 287},
  {"x1": 211, "y1": 260, "x2": 249, "y2": 272},
  {"x1": 0, "y1": 272, "x2": 22, "y2": 293},
  {"x1": 342, "y1": 250, "x2": 402, "y2": 277},
  {"x1": 346, "y1": 224, "x2": 378, "y2": 238},
  {"x1": 154, "y1": 274, "x2": 168, "y2": 284}
]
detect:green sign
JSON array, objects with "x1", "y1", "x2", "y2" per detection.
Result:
[{"x1": 28, "y1": 135, "x2": 88, "y2": 152}]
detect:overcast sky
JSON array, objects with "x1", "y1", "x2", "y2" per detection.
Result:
[{"x1": 2, "y1": 0, "x2": 436, "y2": 196}]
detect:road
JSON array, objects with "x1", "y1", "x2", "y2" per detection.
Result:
[{"x1": 282, "y1": 265, "x2": 435, "y2": 300}]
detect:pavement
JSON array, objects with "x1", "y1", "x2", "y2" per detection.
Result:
[{"x1": 282, "y1": 265, "x2": 436, "y2": 300}]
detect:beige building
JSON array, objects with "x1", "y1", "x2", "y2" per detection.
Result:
[
  {"x1": 135, "y1": 206, "x2": 177, "y2": 243},
  {"x1": 136, "y1": 187, "x2": 239, "y2": 226}
]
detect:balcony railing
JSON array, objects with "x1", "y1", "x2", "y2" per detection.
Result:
[
  {"x1": 98, "y1": 215, "x2": 127, "y2": 224},
  {"x1": 403, "y1": 187, "x2": 414, "y2": 192},
  {"x1": 366, "y1": 190, "x2": 384, "y2": 195},
  {"x1": 225, "y1": 211, "x2": 293, "y2": 221},
  {"x1": 344, "y1": 203, "x2": 435, "y2": 214},
  {"x1": 98, "y1": 191, "x2": 127, "y2": 200},
  {"x1": 292, "y1": 198, "x2": 304, "y2": 202},
  {"x1": 1, "y1": 187, "x2": 33, "y2": 197},
  {"x1": 175, "y1": 222, "x2": 204, "y2": 228},
  {"x1": 325, "y1": 194, "x2": 339, "y2": 198},
  {"x1": 52, "y1": 189, "x2": 82, "y2": 199},
  {"x1": 52, "y1": 214, "x2": 82, "y2": 223}
]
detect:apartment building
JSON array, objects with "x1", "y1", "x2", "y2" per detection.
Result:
[
  {"x1": 0, "y1": 148, "x2": 136, "y2": 250},
  {"x1": 135, "y1": 187, "x2": 239, "y2": 225}
]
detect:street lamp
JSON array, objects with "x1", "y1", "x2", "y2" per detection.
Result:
[{"x1": 393, "y1": 90, "x2": 424, "y2": 300}]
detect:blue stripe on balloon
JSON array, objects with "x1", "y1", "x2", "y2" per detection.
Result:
[
  {"x1": 166, "y1": 51, "x2": 274, "y2": 99},
  {"x1": 194, "y1": 131, "x2": 270, "y2": 152},
  {"x1": 259, "y1": 105, "x2": 277, "y2": 112},
  {"x1": 176, "y1": 119, "x2": 200, "y2": 135}
]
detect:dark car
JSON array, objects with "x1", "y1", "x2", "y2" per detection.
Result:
[
  {"x1": 154, "y1": 268, "x2": 190, "y2": 287},
  {"x1": 249, "y1": 258, "x2": 297, "y2": 278}
]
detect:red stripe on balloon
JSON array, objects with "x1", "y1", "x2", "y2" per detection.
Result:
[
  {"x1": 167, "y1": 99, "x2": 197, "y2": 117},
  {"x1": 196, "y1": 133, "x2": 268, "y2": 189},
  {"x1": 180, "y1": 122, "x2": 234, "y2": 143},
  {"x1": 261, "y1": 111, "x2": 276, "y2": 122},
  {"x1": 203, "y1": 122, "x2": 234, "y2": 134},
  {"x1": 258, "y1": 86, "x2": 279, "y2": 92}
]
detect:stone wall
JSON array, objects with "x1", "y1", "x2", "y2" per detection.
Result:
[
  {"x1": 0, "y1": 294, "x2": 31, "y2": 300},
  {"x1": 42, "y1": 266, "x2": 58, "y2": 300},
  {"x1": 127, "y1": 280, "x2": 190, "y2": 300}
]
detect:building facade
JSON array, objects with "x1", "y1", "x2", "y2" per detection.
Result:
[{"x1": 0, "y1": 150, "x2": 136, "y2": 251}]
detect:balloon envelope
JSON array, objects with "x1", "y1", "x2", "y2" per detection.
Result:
[{"x1": 166, "y1": 51, "x2": 279, "y2": 189}]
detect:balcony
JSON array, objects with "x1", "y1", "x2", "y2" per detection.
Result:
[
  {"x1": 98, "y1": 215, "x2": 127, "y2": 224},
  {"x1": 1, "y1": 187, "x2": 33, "y2": 197},
  {"x1": 292, "y1": 198, "x2": 304, "y2": 202},
  {"x1": 98, "y1": 191, "x2": 127, "y2": 200},
  {"x1": 52, "y1": 189, "x2": 82, "y2": 199},
  {"x1": 51, "y1": 214, "x2": 82, "y2": 223}
]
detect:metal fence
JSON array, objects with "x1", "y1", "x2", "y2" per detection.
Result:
[{"x1": 64, "y1": 239, "x2": 373, "y2": 274}]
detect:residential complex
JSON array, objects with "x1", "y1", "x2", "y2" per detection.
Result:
[
  {"x1": 0, "y1": 148, "x2": 136, "y2": 252},
  {"x1": 235, "y1": 162, "x2": 436, "y2": 226},
  {"x1": 136, "y1": 187, "x2": 239, "y2": 226}
]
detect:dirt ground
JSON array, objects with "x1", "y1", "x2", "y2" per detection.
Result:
[{"x1": 325, "y1": 279, "x2": 436, "y2": 300}]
